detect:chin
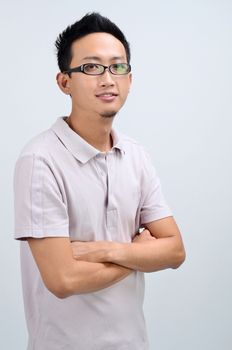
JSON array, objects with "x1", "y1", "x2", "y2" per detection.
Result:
[{"x1": 100, "y1": 111, "x2": 117, "y2": 118}]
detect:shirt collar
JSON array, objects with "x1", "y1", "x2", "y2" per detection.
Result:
[{"x1": 51, "y1": 117, "x2": 125, "y2": 164}]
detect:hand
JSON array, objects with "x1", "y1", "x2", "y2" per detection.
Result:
[
  {"x1": 132, "y1": 229, "x2": 156, "y2": 244},
  {"x1": 71, "y1": 241, "x2": 119, "y2": 263}
]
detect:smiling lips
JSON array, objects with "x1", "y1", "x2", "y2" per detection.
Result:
[{"x1": 95, "y1": 92, "x2": 118, "y2": 102}]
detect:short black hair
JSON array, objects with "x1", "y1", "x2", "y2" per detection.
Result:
[{"x1": 55, "y1": 12, "x2": 131, "y2": 73}]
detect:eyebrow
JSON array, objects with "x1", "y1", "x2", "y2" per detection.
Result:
[{"x1": 82, "y1": 56, "x2": 126, "y2": 62}]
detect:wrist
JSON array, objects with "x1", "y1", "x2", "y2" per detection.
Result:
[
  {"x1": 105, "y1": 242, "x2": 120, "y2": 262},
  {"x1": 107, "y1": 242, "x2": 129, "y2": 265}
]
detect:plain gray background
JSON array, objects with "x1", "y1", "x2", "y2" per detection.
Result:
[{"x1": 0, "y1": 0, "x2": 231, "y2": 349}]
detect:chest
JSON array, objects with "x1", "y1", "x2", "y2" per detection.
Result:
[{"x1": 57, "y1": 152, "x2": 142, "y2": 242}]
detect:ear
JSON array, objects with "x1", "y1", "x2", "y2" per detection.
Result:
[
  {"x1": 128, "y1": 72, "x2": 132, "y2": 92},
  {"x1": 56, "y1": 72, "x2": 71, "y2": 95}
]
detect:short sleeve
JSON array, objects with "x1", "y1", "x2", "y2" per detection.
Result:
[
  {"x1": 139, "y1": 149, "x2": 173, "y2": 225},
  {"x1": 14, "y1": 153, "x2": 69, "y2": 239}
]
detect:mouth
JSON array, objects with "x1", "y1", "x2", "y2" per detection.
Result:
[
  {"x1": 95, "y1": 92, "x2": 118, "y2": 102},
  {"x1": 96, "y1": 92, "x2": 118, "y2": 97}
]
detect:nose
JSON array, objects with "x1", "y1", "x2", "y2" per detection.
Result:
[{"x1": 99, "y1": 69, "x2": 115, "y2": 87}]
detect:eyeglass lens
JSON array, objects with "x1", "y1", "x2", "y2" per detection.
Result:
[{"x1": 83, "y1": 63, "x2": 130, "y2": 75}]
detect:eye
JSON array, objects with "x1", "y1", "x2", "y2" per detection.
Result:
[
  {"x1": 83, "y1": 64, "x2": 102, "y2": 74},
  {"x1": 111, "y1": 63, "x2": 129, "y2": 74}
]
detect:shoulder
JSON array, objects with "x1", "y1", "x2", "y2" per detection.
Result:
[
  {"x1": 117, "y1": 131, "x2": 144, "y2": 153},
  {"x1": 115, "y1": 131, "x2": 158, "y2": 179},
  {"x1": 118, "y1": 131, "x2": 153, "y2": 162},
  {"x1": 14, "y1": 127, "x2": 60, "y2": 181},
  {"x1": 18, "y1": 128, "x2": 56, "y2": 160}
]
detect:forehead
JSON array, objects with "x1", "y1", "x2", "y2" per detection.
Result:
[{"x1": 70, "y1": 32, "x2": 127, "y2": 63}]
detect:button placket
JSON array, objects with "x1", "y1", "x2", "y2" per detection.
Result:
[
  {"x1": 93, "y1": 154, "x2": 108, "y2": 189},
  {"x1": 105, "y1": 153, "x2": 118, "y2": 237}
]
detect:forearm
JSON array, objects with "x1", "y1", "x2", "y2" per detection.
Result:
[
  {"x1": 71, "y1": 220, "x2": 185, "y2": 274},
  {"x1": 108, "y1": 237, "x2": 185, "y2": 272},
  {"x1": 28, "y1": 237, "x2": 132, "y2": 299},
  {"x1": 64, "y1": 260, "x2": 132, "y2": 297}
]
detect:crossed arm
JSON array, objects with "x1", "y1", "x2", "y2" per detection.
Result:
[
  {"x1": 71, "y1": 217, "x2": 185, "y2": 272},
  {"x1": 28, "y1": 216, "x2": 185, "y2": 299}
]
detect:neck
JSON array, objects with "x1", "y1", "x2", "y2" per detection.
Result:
[{"x1": 66, "y1": 111, "x2": 114, "y2": 152}]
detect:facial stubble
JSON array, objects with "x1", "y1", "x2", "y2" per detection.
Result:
[{"x1": 100, "y1": 111, "x2": 117, "y2": 118}]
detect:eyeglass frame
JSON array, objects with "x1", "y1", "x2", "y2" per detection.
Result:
[{"x1": 63, "y1": 63, "x2": 131, "y2": 76}]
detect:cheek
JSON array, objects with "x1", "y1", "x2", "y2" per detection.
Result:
[
  {"x1": 120, "y1": 84, "x2": 130, "y2": 101},
  {"x1": 119, "y1": 78, "x2": 131, "y2": 95},
  {"x1": 71, "y1": 79, "x2": 95, "y2": 100}
]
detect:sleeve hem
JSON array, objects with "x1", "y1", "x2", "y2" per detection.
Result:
[
  {"x1": 14, "y1": 226, "x2": 69, "y2": 240},
  {"x1": 140, "y1": 211, "x2": 173, "y2": 225}
]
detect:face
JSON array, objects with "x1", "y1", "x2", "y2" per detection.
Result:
[{"x1": 57, "y1": 32, "x2": 132, "y2": 119}]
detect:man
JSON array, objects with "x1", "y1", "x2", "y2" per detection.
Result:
[{"x1": 14, "y1": 12, "x2": 185, "y2": 350}]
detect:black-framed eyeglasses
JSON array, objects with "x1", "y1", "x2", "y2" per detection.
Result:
[{"x1": 63, "y1": 63, "x2": 131, "y2": 76}]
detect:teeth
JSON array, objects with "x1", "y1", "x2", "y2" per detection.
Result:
[{"x1": 97, "y1": 93, "x2": 115, "y2": 97}]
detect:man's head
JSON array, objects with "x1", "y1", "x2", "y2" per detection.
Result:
[
  {"x1": 55, "y1": 13, "x2": 132, "y2": 120},
  {"x1": 55, "y1": 12, "x2": 131, "y2": 73}
]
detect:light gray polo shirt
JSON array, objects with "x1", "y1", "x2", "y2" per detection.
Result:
[{"x1": 14, "y1": 117, "x2": 172, "y2": 350}]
